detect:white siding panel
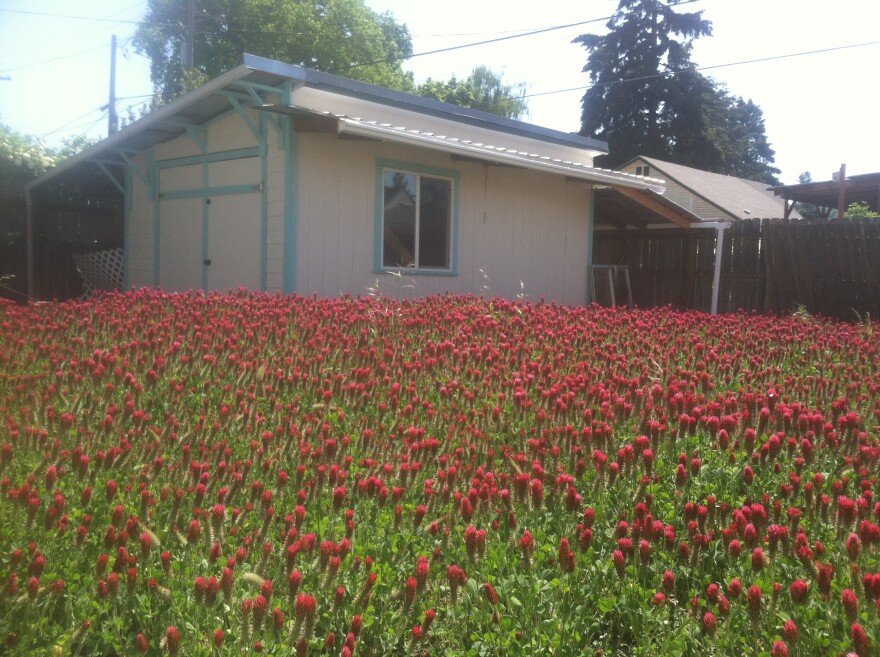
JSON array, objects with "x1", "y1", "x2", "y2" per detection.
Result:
[
  {"x1": 292, "y1": 132, "x2": 591, "y2": 304},
  {"x1": 207, "y1": 193, "x2": 261, "y2": 292},
  {"x1": 209, "y1": 157, "x2": 260, "y2": 188},
  {"x1": 159, "y1": 197, "x2": 203, "y2": 292},
  {"x1": 154, "y1": 135, "x2": 202, "y2": 162},
  {"x1": 126, "y1": 155, "x2": 156, "y2": 288},
  {"x1": 159, "y1": 164, "x2": 202, "y2": 193},
  {"x1": 208, "y1": 110, "x2": 260, "y2": 152},
  {"x1": 265, "y1": 140, "x2": 287, "y2": 292}
]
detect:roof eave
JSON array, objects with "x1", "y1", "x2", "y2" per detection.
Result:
[
  {"x1": 26, "y1": 64, "x2": 255, "y2": 191},
  {"x1": 242, "y1": 54, "x2": 607, "y2": 153}
]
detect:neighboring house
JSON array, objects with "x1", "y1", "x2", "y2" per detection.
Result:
[
  {"x1": 24, "y1": 54, "x2": 684, "y2": 304},
  {"x1": 616, "y1": 156, "x2": 799, "y2": 221},
  {"x1": 769, "y1": 168, "x2": 880, "y2": 219}
]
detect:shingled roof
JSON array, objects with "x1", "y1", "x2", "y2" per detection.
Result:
[{"x1": 627, "y1": 156, "x2": 798, "y2": 220}]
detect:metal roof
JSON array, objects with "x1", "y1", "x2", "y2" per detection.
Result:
[
  {"x1": 318, "y1": 113, "x2": 665, "y2": 191},
  {"x1": 28, "y1": 54, "x2": 620, "y2": 192}
]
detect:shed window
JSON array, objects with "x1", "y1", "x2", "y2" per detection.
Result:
[
  {"x1": 380, "y1": 167, "x2": 453, "y2": 271},
  {"x1": 635, "y1": 165, "x2": 650, "y2": 177}
]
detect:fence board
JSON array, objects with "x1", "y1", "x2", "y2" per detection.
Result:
[{"x1": 593, "y1": 217, "x2": 880, "y2": 320}]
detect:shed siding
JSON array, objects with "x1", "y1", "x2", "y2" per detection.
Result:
[
  {"x1": 265, "y1": 134, "x2": 287, "y2": 293},
  {"x1": 126, "y1": 154, "x2": 156, "y2": 288},
  {"x1": 127, "y1": 113, "x2": 593, "y2": 303},
  {"x1": 126, "y1": 108, "x2": 279, "y2": 291},
  {"x1": 294, "y1": 132, "x2": 591, "y2": 304}
]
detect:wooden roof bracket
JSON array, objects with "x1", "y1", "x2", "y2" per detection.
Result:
[{"x1": 610, "y1": 184, "x2": 692, "y2": 229}]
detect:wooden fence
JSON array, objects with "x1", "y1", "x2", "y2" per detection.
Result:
[
  {"x1": 0, "y1": 197, "x2": 123, "y2": 302},
  {"x1": 593, "y1": 218, "x2": 880, "y2": 321}
]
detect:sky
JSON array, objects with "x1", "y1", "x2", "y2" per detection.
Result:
[{"x1": 1, "y1": 0, "x2": 879, "y2": 184}]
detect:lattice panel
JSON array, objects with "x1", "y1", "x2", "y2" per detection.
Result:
[{"x1": 72, "y1": 248, "x2": 124, "y2": 298}]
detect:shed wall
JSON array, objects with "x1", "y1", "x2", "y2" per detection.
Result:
[
  {"x1": 126, "y1": 112, "x2": 593, "y2": 303},
  {"x1": 295, "y1": 132, "x2": 592, "y2": 304}
]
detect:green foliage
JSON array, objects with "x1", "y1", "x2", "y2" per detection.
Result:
[
  {"x1": 576, "y1": 0, "x2": 780, "y2": 183},
  {"x1": 135, "y1": 1, "x2": 526, "y2": 120},
  {"x1": 416, "y1": 66, "x2": 529, "y2": 120},
  {"x1": 795, "y1": 171, "x2": 823, "y2": 218},
  {"x1": 0, "y1": 122, "x2": 98, "y2": 190},
  {"x1": 134, "y1": 0, "x2": 416, "y2": 102},
  {"x1": 845, "y1": 201, "x2": 879, "y2": 219},
  {"x1": 0, "y1": 121, "x2": 61, "y2": 179}
]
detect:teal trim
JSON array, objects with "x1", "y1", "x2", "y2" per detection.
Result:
[
  {"x1": 223, "y1": 93, "x2": 262, "y2": 142},
  {"x1": 259, "y1": 113, "x2": 269, "y2": 291},
  {"x1": 586, "y1": 186, "x2": 595, "y2": 305},
  {"x1": 233, "y1": 79, "x2": 289, "y2": 98},
  {"x1": 116, "y1": 150, "x2": 150, "y2": 189},
  {"x1": 373, "y1": 165, "x2": 384, "y2": 273},
  {"x1": 374, "y1": 157, "x2": 460, "y2": 275},
  {"x1": 148, "y1": 152, "x2": 156, "y2": 199},
  {"x1": 152, "y1": 155, "x2": 160, "y2": 286},
  {"x1": 202, "y1": 157, "x2": 210, "y2": 290},
  {"x1": 123, "y1": 165, "x2": 131, "y2": 290},
  {"x1": 372, "y1": 268, "x2": 459, "y2": 277},
  {"x1": 265, "y1": 112, "x2": 284, "y2": 147},
  {"x1": 156, "y1": 147, "x2": 260, "y2": 170},
  {"x1": 158, "y1": 184, "x2": 260, "y2": 200},
  {"x1": 95, "y1": 162, "x2": 125, "y2": 195},
  {"x1": 184, "y1": 126, "x2": 208, "y2": 153},
  {"x1": 282, "y1": 115, "x2": 298, "y2": 294}
]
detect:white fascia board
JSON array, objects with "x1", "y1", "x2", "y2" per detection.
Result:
[
  {"x1": 337, "y1": 118, "x2": 664, "y2": 192},
  {"x1": 293, "y1": 86, "x2": 606, "y2": 166}
]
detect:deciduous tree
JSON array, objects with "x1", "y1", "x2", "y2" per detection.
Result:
[
  {"x1": 134, "y1": 0, "x2": 415, "y2": 102},
  {"x1": 416, "y1": 66, "x2": 528, "y2": 120}
]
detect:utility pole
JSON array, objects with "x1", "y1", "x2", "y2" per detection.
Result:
[{"x1": 108, "y1": 34, "x2": 118, "y2": 135}]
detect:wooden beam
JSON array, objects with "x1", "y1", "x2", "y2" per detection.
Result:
[
  {"x1": 292, "y1": 116, "x2": 339, "y2": 133},
  {"x1": 611, "y1": 185, "x2": 692, "y2": 228}
]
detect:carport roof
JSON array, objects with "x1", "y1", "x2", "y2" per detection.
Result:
[{"x1": 770, "y1": 172, "x2": 880, "y2": 210}]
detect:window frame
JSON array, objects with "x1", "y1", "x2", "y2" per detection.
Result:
[{"x1": 374, "y1": 158, "x2": 459, "y2": 276}]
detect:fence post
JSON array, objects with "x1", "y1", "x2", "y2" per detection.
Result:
[{"x1": 711, "y1": 224, "x2": 728, "y2": 315}]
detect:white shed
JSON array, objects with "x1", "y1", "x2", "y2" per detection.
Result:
[{"x1": 26, "y1": 55, "x2": 682, "y2": 304}]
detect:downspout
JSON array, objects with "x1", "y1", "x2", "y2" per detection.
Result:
[
  {"x1": 710, "y1": 223, "x2": 728, "y2": 315},
  {"x1": 24, "y1": 185, "x2": 35, "y2": 300},
  {"x1": 642, "y1": 220, "x2": 729, "y2": 314},
  {"x1": 585, "y1": 185, "x2": 595, "y2": 305}
]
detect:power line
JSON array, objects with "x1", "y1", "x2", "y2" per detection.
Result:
[
  {"x1": 0, "y1": 2, "x2": 144, "y2": 70},
  {"x1": 41, "y1": 106, "x2": 106, "y2": 138},
  {"x1": 523, "y1": 38, "x2": 880, "y2": 99},
  {"x1": 2, "y1": 44, "x2": 108, "y2": 74},
  {"x1": 0, "y1": 7, "x2": 146, "y2": 25},
  {"x1": 341, "y1": 0, "x2": 699, "y2": 72}
]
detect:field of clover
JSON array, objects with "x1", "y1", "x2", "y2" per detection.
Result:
[{"x1": 1, "y1": 290, "x2": 879, "y2": 657}]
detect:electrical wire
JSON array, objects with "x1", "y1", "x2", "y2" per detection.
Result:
[
  {"x1": 2, "y1": 44, "x2": 108, "y2": 74},
  {"x1": 0, "y1": 7, "x2": 147, "y2": 25},
  {"x1": 523, "y1": 38, "x2": 880, "y2": 98},
  {"x1": 0, "y1": 3, "x2": 144, "y2": 71},
  {"x1": 40, "y1": 107, "x2": 107, "y2": 138}
]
